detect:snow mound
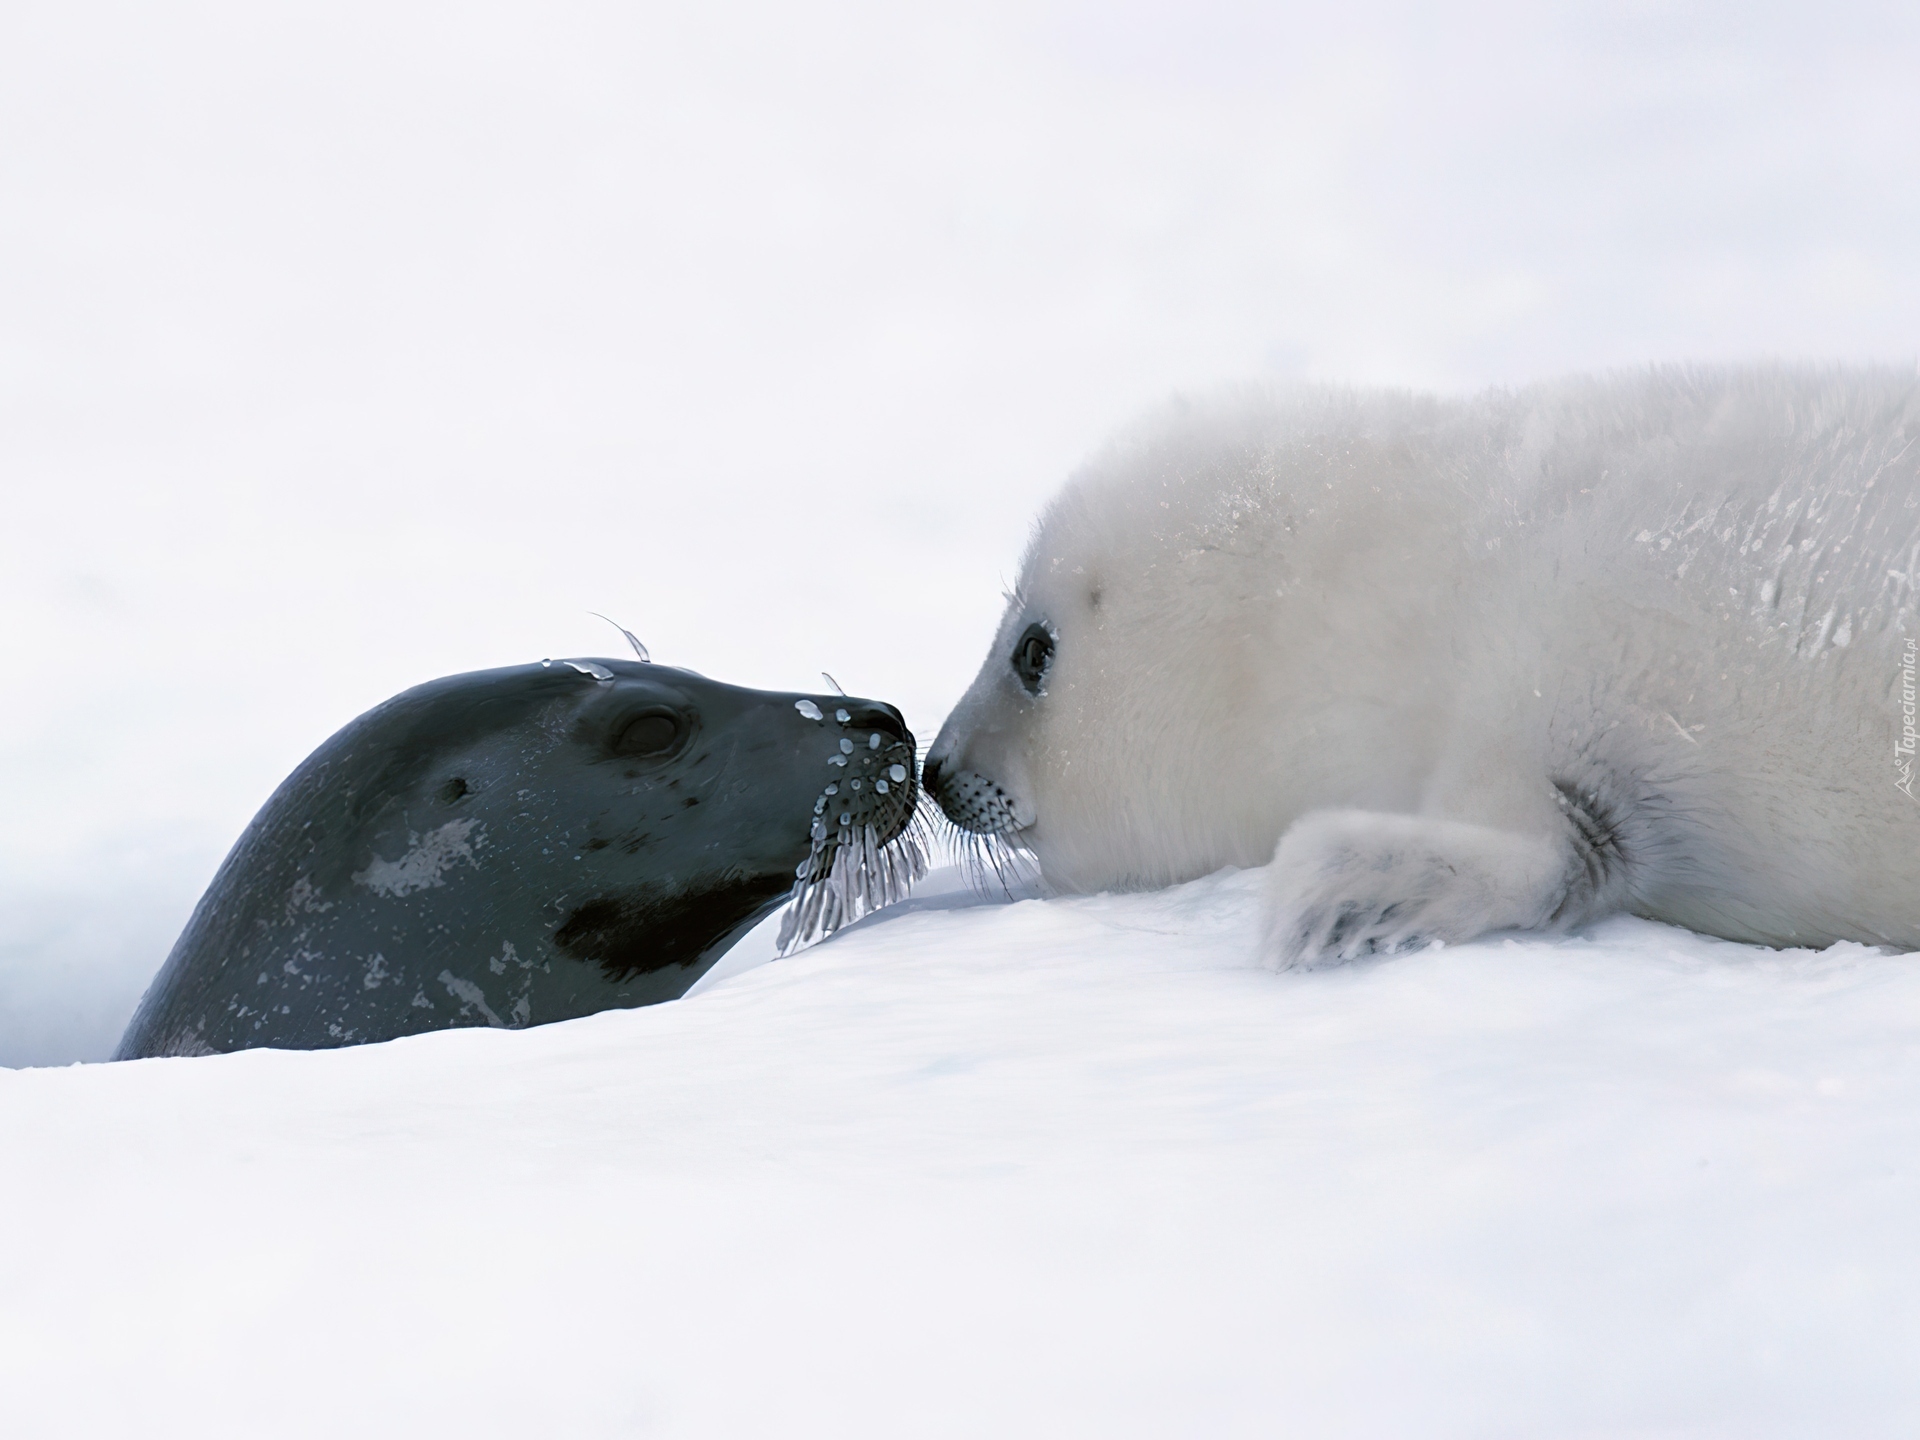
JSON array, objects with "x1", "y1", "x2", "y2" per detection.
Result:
[{"x1": 5, "y1": 867, "x2": 1920, "y2": 1437}]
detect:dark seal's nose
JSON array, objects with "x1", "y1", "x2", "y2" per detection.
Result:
[{"x1": 840, "y1": 702, "x2": 909, "y2": 745}]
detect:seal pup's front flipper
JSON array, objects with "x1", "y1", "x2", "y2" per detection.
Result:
[{"x1": 1260, "y1": 805, "x2": 1625, "y2": 968}]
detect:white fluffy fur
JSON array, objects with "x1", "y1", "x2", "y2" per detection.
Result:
[{"x1": 926, "y1": 367, "x2": 1920, "y2": 963}]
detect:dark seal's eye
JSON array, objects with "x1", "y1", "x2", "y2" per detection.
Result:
[
  {"x1": 613, "y1": 709, "x2": 683, "y2": 757},
  {"x1": 1011, "y1": 621, "x2": 1055, "y2": 697}
]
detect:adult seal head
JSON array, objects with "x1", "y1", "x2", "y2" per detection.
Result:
[
  {"x1": 116, "y1": 658, "x2": 923, "y2": 1059},
  {"x1": 925, "y1": 367, "x2": 1920, "y2": 963}
]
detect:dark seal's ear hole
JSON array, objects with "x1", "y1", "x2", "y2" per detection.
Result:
[
  {"x1": 614, "y1": 709, "x2": 684, "y2": 757},
  {"x1": 1012, "y1": 621, "x2": 1055, "y2": 696},
  {"x1": 439, "y1": 777, "x2": 470, "y2": 803}
]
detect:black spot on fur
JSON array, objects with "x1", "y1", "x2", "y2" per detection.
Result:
[
  {"x1": 1552, "y1": 779, "x2": 1628, "y2": 918},
  {"x1": 553, "y1": 875, "x2": 791, "y2": 981}
]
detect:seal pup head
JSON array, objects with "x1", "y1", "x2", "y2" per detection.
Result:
[
  {"x1": 924, "y1": 466, "x2": 1282, "y2": 892},
  {"x1": 923, "y1": 395, "x2": 1389, "y2": 894}
]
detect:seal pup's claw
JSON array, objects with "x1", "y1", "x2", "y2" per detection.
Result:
[{"x1": 1262, "y1": 809, "x2": 1571, "y2": 970}]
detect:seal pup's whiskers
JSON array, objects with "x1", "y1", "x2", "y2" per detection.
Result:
[{"x1": 947, "y1": 822, "x2": 1040, "y2": 899}]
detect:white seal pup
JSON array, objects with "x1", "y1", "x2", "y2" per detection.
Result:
[{"x1": 924, "y1": 367, "x2": 1920, "y2": 962}]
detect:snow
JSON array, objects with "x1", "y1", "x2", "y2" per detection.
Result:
[{"x1": 6, "y1": 865, "x2": 1920, "y2": 1437}]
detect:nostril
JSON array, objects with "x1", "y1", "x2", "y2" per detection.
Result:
[
  {"x1": 842, "y1": 703, "x2": 908, "y2": 743},
  {"x1": 922, "y1": 754, "x2": 944, "y2": 792}
]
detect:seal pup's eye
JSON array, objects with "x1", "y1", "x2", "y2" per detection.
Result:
[
  {"x1": 613, "y1": 709, "x2": 683, "y2": 757},
  {"x1": 1011, "y1": 622, "x2": 1055, "y2": 697}
]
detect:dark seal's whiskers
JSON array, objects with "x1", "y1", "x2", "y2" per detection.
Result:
[
  {"x1": 776, "y1": 809, "x2": 932, "y2": 953},
  {"x1": 776, "y1": 733, "x2": 932, "y2": 954}
]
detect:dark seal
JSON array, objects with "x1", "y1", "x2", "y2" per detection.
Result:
[{"x1": 115, "y1": 658, "x2": 922, "y2": 1059}]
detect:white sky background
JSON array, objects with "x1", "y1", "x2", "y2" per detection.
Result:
[{"x1": 3, "y1": 0, "x2": 1918, "y2": 1063}]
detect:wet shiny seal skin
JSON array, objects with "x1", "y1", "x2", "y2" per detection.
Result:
[{"x1": 115, "y1": 659, "x2": 918, "y2": 1059}]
